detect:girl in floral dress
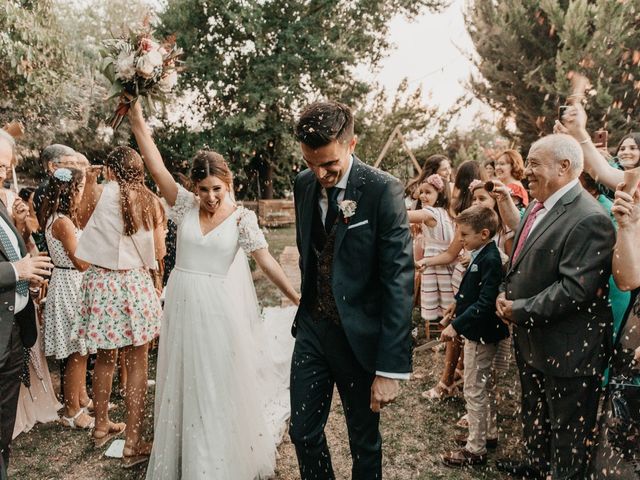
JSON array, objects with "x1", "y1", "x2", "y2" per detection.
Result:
[
  {"x1": 73, "y1": 148, "x2": 164, "y2": 466},
  {"x1": 38, "y1": 168, "x2": 93, "y2": 429}
]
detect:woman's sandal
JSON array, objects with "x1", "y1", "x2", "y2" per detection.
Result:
[
  {"x1": 93, "y1": 421, "x2": 126, "y2": 448},
  {"x1": 122, "y1": 440, "x2": 153, "y2": 468},
  {"x1": 81, "y1": 400, "x2": 116, "y2": 415},
  {"x1": 81, "y1": 399, "x2": 94, "y2": 414},
  {"x1": 421, "y1": 381, "x2": 459, "y2": 400},
  {"x1": 59, "y1": 410, "x2": 95, "y2": 429}
]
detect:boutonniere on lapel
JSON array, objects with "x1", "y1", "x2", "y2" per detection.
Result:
[{"x1": 338, "y1": 200, "x2": 357, "y2": 224}]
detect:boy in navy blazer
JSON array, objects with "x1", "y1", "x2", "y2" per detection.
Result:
[{"x1": 439, "y1": 205, "x2": 509, "y2": 467}]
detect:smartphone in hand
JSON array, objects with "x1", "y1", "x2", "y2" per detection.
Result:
[
  {"x1": 592, "y1": 130, "x2": 608, "y2": 148},
  {"x1": 558, "y1": 105, "x2": 570, "y2": 123}
]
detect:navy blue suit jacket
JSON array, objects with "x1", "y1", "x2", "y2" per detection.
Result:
[
  {"x1": 293, "y1": 157, "x2": 414, "y2": 374},
  {"x1": 452, "y1": 241, "x2": 508, "y2": 344}
]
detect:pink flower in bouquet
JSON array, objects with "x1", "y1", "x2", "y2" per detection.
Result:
[
  {"x1": 141, "y1": 37, "x2": 160, "y2": 52},
  {"x1": 100, "y1": 20, "x2": 183, "y2": 130}
]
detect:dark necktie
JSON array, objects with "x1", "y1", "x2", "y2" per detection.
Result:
[
  {"x1": 0, "y1": 222, "x2": 28, "y2": 296},
  {"x1": 324, "y1": 187, "x2": 341, "y2": 232}
]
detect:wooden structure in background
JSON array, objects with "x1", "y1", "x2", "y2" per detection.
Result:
[
  {"x1": 259, "y1": 199, "x2": 295, "y2": 227},
  {"x1": 240, "y1": 199, "x2": 296, "y2": 228},
  {"x1": 373, "y1": 125, "x2": 422, "y2": 174}
]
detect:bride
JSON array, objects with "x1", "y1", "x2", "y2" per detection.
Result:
[{"x1": 128, "y1": 102, "x2": 300, "y2": 479}]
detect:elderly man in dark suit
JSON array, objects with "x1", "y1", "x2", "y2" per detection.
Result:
[
  {"x1": 496, "y1": 134, "x2": 616, "y2": 479},
  {"x1": 0, "y1": 132, "x2": 52, "y2": 479},
  {"x1": 290, "y1": 101, "x2": 414, "y2": 479}
]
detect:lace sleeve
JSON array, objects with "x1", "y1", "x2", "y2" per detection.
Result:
[
  {"x1": 166, "y1": 184, "x2": 198, "y2": 225},
  {"x1": 237, "y1": 207, "x2": 268, "y2": 254}
]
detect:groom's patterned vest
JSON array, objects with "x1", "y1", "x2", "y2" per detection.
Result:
[{"x1": 308, "y1": 203, "x2": 341, "y2": 325}]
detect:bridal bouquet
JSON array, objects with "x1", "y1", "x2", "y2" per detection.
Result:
[{"x1": 99, "y1": 18, "x2": 183, "y2": 130}]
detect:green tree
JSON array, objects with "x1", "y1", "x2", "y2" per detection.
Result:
[
  {"x1": 159, "y1": 0, "x2": 447, "y2": 199},
  {"x1": 0, "y1": 0, "x2": 155, "y2": 177},
  {"x1": 0, "y1": 0, "x2": 78, "y2": 158},
  {"x1": 52, "y1": 0, "x2": 158, "y2": 161},
  {"x1": 466, "y1": 0, "x2": 640, "y2": 149}
]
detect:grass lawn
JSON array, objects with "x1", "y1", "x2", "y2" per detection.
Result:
[{"x1": 9, "y1": 226, "x2": 521, "y2": 479}]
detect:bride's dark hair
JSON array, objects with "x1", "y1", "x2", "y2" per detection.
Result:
[{"x1": 189, "y1": 150, "x2": 233, "y2": 186}]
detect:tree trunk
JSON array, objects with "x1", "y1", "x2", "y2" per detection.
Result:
[{"x1": 256, "y1": 159, "x2": 274, "y2": 200}]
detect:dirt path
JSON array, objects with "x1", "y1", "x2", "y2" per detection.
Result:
[
  {"x1": 10, "y1": 344, "x2": 519, "y2": 480},
  {"x1": 9, "y1": 237, "x2": 521, "y2": 479},
  {"x1": 273, "y1": 344, "x2": 520, "y2": 480}
]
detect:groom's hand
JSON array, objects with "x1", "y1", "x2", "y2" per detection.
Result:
[{"x1": 370, "y1": 376, "x2": 399, "y2": 413}]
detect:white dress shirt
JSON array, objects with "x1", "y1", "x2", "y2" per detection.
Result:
[
  {"x1": 0, "y1": 215, "x2": 28, "y2": 314},
  {"x1": 529, "y1": 179, "x2": 580, "y2": 235},
  {"x1": 317, "y1": 155, "x2": 409, "y2": 381},
  {"x1": 469, "y1": 241, "x2": 490, "y2": 265}
]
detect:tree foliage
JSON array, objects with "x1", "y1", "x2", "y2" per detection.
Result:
[
  {"x1": 0, "y1": 0, "x2": 78, "y2": 156},
  {"x1": 356, "y1": 79, "x2": 441, "y2": 184},
  {"x1": 466, "y1": 0, "x2": 640, "y2": 149},
  {"x1": 0, "y1": 0, "x2": 155, "y2": 176},
  {"x1": 158, "y1": 0, "x2": 447, "y2": 199}
]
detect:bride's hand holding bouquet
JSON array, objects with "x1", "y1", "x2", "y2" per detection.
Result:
[{"x1": 100, "y1": 17, "x2": 183, "y2": 130}]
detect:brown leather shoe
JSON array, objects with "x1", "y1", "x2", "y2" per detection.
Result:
[
  {"x1": 454, "y1": 433, "x2": 498, "y2": 449},
  {"x1": 441, "y1": 448, "x2": 487, "y2": 467}
]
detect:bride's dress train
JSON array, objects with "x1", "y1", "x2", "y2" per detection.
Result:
[{"x1": 146, "y1": 185, "x2": 295, "y2": 480}]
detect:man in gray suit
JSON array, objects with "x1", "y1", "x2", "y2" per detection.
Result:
[
  {"x1": 496, "y1": 134, "x2": 615, "y2": 479},
  {"x1": 0, "y1": 132, "x2": 52, "y2": 479}
]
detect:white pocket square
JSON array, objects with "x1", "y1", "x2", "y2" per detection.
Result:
[
  {"x1": 470, "y1": 264, "x2": 479, "y2": 272},
  {"x1": 347, "y1": 219, "x2": 369, "y2": 230}
]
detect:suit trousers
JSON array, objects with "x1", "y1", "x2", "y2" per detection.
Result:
[
  {"x1": 516, "y1": 351, "x2": 602, "y2": 479},
  {"x1": 0, "y1": 323, "x2": 23, "y2": 478},
  {"x1": 289, "y1": 312, "x2": 381, "y2": 480}
]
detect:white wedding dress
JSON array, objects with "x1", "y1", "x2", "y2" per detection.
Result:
[{"x1": 146, "y1": 185, "x2": 296, "y2": 480}]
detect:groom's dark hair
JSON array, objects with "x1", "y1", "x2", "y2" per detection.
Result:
[{"x1": 295, "y1": 101, "x2": 354, "y2": 149}]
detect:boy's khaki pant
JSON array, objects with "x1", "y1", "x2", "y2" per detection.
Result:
[{"x1": 463, "y1": 340, "x2": 498, "y2": 455}]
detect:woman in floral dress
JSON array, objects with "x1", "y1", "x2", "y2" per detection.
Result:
[{"x1": 73, "y1": 147, "x2": 164, "y2": 466}]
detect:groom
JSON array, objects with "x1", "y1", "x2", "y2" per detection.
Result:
[{"x1": 290, "y1": 101, "x2": 414, "y2": 479}]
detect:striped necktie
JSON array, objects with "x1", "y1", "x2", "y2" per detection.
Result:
[{"x1": 0, "y1": 224, "x2": 29, "y2": 296}]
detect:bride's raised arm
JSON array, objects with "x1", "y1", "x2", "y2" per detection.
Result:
[{"x1": 128, "y1": 101, "x2": 179, "y2": 206}]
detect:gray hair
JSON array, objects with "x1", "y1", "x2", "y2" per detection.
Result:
[
  {"x1": 530, "y1": 134, "x2": 584, "y2": 176},
  {"x1": 0, "y1": 129, "x2": 17, "y2": 163},
  {"x1": 40, "y1": 144, "x2": 76, "y2": 166}
]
